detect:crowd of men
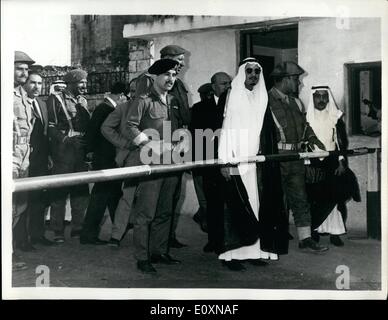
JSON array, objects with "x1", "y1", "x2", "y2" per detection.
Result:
[{"x1": 12, "y1": 46, "x2": 360, "y2": 273}]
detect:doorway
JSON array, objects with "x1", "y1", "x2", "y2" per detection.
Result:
[
  {"x1": 240, "y1": 24, "x2": 298, "y2": 90},
  {"x1": 346, "y1": 61, "x2": 381, "y2": 136}
]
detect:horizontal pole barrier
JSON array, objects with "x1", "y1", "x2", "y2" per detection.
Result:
[{"x1": 12, "y1": 147, "x2": 375, "y2": 193}]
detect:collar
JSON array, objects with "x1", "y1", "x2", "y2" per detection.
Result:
[
  {"x1": 272, "y1": 87, "x2": 290, "y2": 104},
  {"x1": 14, "y1": 85, "x2": 25, "y2": 97},
  {"x1": 105, "y1": 96, "x2": 117, "y2": 108},
  {"x1": 62, "y1": 89, "x2": 78, "y2": 103},
  {"x1": 150, "y1": 86, "x2": 171, "y2": 106},
  {"x1": 26, "y1": 96, "x2": 35, "y2": 104}
]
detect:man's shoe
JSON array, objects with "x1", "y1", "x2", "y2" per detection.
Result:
[
  {"x1": 247, "y1": 259, "x2": 268, "y2": 266},
  {"x1": 222, "y1": 260, "x2": 246, "y2": 271},
  {"x1": 80, "y1": 237, "x2": 108, "y2": 245},
  {"x1": 108, "y1": 238, "x2": 120, "y2": 247},
  {"x1": 31, "y1": 236, "x2": 56, "y2": 246},
  {"x1": 137, "y1": 260, "x2": 157, "y2": 273},
  {"x1": 53, "y1": 232, "x2": 65, "y2": 244},
  {"x1": 330, "y1": 235, "x2": 344, "y2": 247},
  {"x1": 203, "y1": 242, "x2": 215, "y2": 253},
  {"x1": 150, "y1": 254, "x2": 181, "y2": 265},
  {"x1": 299, "y1": 237, "x2": 329, "y2": 253},
  {"x1": 192, "y1": 211, "x2": 208, "y2": 233},
  {"x1": 311, "y1": 231, "x2": 320, "y2": 243},
  {"x1": 169, "y1": 237, "x2": 187, "y2": 248}
]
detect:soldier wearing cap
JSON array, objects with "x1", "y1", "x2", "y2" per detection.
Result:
[
  {"x1": 268, "y1": 61, "x2": 328, "y2": 253},
  {"x1": 135, "y1": 44, "x2": 190, "y2": 126},
  {"x1": 46, "y1": 69, "x2": 91, "y2": 243},
  {"x1": 135, "y1": 44, "x2": 191, "y2": 248},
  {"x1": 125, "y1": 59, "x2": 183, "y2": 273},
  {"x1": 13, "y1": 51, "x2": 36, "y2": 255}
]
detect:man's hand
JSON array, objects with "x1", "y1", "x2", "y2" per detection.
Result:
[
  {"x1": 335, "y1": 160, "x2": 346, "y2": 176},
  {"x1": 77, "y1": 96, "x2": 88, "y2": 109},
  {"x1": 220, "y1": 167, "x2": 232, "y2": 181},
  {"x1": 143, "y1": 140, "x2": 172, "y2": 157},
  {"x1": 308, "y1": 136, "x2": 326, "y2": 151}
]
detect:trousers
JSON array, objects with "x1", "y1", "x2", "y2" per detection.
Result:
[{"x1": 132, "y1": 174, "x2": 179, "y2": 261}]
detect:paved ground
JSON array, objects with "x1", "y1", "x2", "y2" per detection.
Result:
[{"x1": 11, "y1": 214, "x2": 382, "y2": 293}]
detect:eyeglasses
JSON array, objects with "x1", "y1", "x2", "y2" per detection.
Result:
[{"x1": 246, "y1": 68, "x2": 261, "y2": 75}]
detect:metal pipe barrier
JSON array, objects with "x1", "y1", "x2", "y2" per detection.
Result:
[{"x1": 13, "y1": 147, "x2": 375, "y2": 193}]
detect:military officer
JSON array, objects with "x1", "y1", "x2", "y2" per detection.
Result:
[
  {"x1": 13, "y1": 51, "x2": 36, "y2": 257},
  {"x1": 46, "y1": 69, "x2": 91, "y2": 243},
  {"x1": 126, "y1": 59, "x2": 184, "y2": 273},
  {"x1": 268, "y1": 61, "x2": 328, "y2": 253}
]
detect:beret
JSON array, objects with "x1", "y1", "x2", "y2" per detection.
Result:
[
  {"x1": 197, "y1": 83, "x2": 213, "y2": 94},
  {"x1": 270, "y1": 61, "x2": 305, "y2": 78},
  {"x1": 14, "y1": 51, "x2": 35, "y2": 65},
  {"x1": 63, "y1": 69, "x2": 88, "y2": 83},
  {"x1": 148, "y1": 59, "x2": 179, "y2": 76},
  {"x1": 160, "y1": 45, "x2": 186, "y2": 57}
]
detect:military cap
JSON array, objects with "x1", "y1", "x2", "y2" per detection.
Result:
[
  {"x1": 160, "y1": 45, "x2": 186, "y2": 57},
  {"x1": 148, "y1": 59, "x2": 179, "y2": 76},
  {"x1": 270, "y1": 61, "x2": 305, "y2": 78},
  {"x1": 14, "y1": 51, "x2": 35, "y2": 65},
  {"x1": 63, "y1": 69, "x2": 88, "y2": 83},
  {"x1": 197, "y1": 83, "x2": 213, "y2": 94}
]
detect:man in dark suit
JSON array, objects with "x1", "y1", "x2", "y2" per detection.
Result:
[
  {"x1": 190, "y1": 83, "x2": 214, "y2": 232},
  {"x1": 192, "y1": 72, "x2": 232, "y2": 253},
  {"x1": 24, "y1": 72, "x2": 54, "y2": 247},
  {"x1": 80, "y1": 82, "x2": 126, "y2": 244}
]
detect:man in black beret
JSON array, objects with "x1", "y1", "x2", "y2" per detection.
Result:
[
  {"x1": 135, "y1": 45, "x2": 191, "y2": 248},
  {"x1": 124, "y1": 59, "x2": 184, "y2": 273}
]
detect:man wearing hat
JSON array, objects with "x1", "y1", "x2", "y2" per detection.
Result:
[
  {"x1": 125, "y1": 59, "x2": 183, "y2": 273},
  {"x1": 46, "y1": 69, "x2": 91, "y2": 243},
  {"x1": 268, "y1": 61, "x2": 328, "y2": 252},
  {"x1": 135, "y1": 44, "x2": 191, "y2": 248},
  {"x1": 13, "y1": 51, "x2": 36, "y2": 258}
]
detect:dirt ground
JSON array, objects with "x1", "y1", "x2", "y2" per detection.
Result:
[{"x1": 11, "y1": 214, "x2": 382, "y2": 295}]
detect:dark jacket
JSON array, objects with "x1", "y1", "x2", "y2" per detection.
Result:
[
  {"x1": 29, "y1": 97, "x2": 49, "y2": 176},
  {"x1": 268, "y1": 87, "x2": 317, "y2": 144},
  {"x1": 85, "y1": 98, "x2": 117, "y2": 169}
]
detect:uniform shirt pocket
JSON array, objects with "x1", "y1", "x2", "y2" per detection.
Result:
[{"x1": 149, "y1": 104, "x2": 167, "y2": 119}]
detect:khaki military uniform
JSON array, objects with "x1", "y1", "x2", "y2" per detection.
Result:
[
  {"x1": 268, "y1": 87, "x2": 317, "y2": 231},
  {"x1": 46, "y1": 90, "x2": 90, "y2": 236},
  {"x1": 126, "y1": 87, "x2": 182, "y2": 261},
  {"x1": 13, "y1": 86, "x2": 35, "y2": 226}
]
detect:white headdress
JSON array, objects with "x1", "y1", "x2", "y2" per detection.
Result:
[
  {"x1": 306, "y1": 86, "x2": 343, "y2": 151},
  {"x1": 218, "y1": 58, "x2": 268, "y2": 162}
]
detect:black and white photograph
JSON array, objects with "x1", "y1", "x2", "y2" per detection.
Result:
[{"x1": 1, "y1": 0, "x2": 387, "y2": 302}]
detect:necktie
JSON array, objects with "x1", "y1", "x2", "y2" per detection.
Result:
[{"x1": 32, "y1": 100, "x2": 42, "y2": 121}]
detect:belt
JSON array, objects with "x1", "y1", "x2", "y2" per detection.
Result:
[
  {"x1": 15, "y1": 136, "x2": 30, "y2": 144},
  {"x1": 60, "y1": 130, "x2": 84, "y2": 137},
  {"x1": 277, "y1": 142, "x2": 303, "y2": 151}
]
